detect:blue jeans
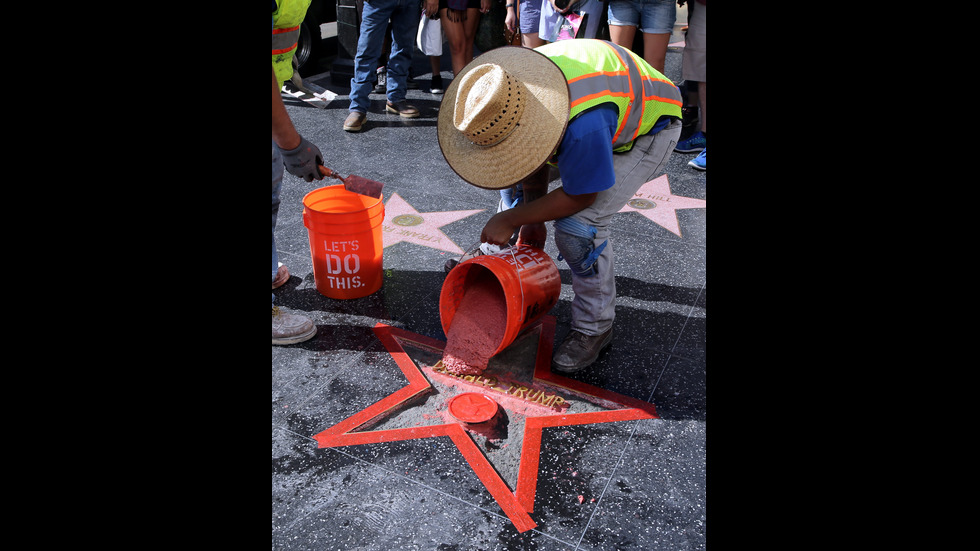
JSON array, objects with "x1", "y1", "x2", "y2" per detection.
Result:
[
  {"x1": 349, "y1": 0, "x2": 420, "y2": 113},
  {"x1": 272, "y1": 141, "x2": 283, "y2": 306}
]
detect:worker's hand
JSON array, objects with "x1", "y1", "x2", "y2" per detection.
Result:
[
  {"x1": 551, "y1": 0, "x2": 578, "y2": 15},
  {"x1": 281, "y1": 136, "x2": 324, "y2": 182},
  {"x1": 481, "y1": 212, "x2": 519, "y2": 247},
  {"x1": 423, "y1": 0, "x2": 439, "y2": 18},
  {"x1": 516, "y1": 223, "x2": 547, "y2": 249}
]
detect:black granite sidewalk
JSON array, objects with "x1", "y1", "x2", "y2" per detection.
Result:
[{"x1": 273, "y1": 31, "x2": 705, "y2": 550}]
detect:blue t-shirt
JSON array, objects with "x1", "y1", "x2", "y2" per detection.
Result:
[{"x1": 556, "y1": 105, "x2": 670, "y2": 196}]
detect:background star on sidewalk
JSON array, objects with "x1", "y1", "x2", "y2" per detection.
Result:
[
  {"x1": 382, "y1": 192, "x2": 484, "y2": 254},
  {"x1": 618, "y1": 174, "x2": 706, "y2": 237}
]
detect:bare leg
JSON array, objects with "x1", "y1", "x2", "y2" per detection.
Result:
[
  {"x1": 441, "y1": 8, "x2": 482, "y2": 75},
  {"x1": 608, "y1": 24, "x2": 636, "y2": 54},
  {"x1": 521, "y1": 32, "x2": 546, "y2": 48},
  {"x1": 641, "y1": 32, "x2": 671, "y2": 73},
  {"x1": 697, "y1": 81, "x2": 705, "y2": 133}
]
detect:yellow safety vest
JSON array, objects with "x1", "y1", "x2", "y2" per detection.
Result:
[
  {"x1": 537, "y1": 39, "x2": 683, "y2": 152},
  {"x1": 272, "y1": 0, "x2": 312, "y2": 85}
]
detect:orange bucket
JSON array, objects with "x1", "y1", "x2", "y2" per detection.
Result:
[
  {"x1": 440, "y1": 245, "x2": 560, "y2": 357},
  {"x1": 302, "y1": 184, "x2": 385, "y2": 299}
]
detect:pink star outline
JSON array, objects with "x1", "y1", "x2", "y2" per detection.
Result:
[
  {"x1": 382, "y1": 192, "x2": 484, "y2": 254},
  {"x1": 618, "y1": 174, "x2": 706, "y2": 237}
]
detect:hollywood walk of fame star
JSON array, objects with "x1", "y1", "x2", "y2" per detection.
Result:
[
  {"x1": 312, "y1": 316, "x2": 659, "y2": 533},
  {"x1": 382, "y1": 192, "x2": 484, "y2": 254},
  {"x1": 618, "y1": 174, "x2": 706, "y2": 237}
]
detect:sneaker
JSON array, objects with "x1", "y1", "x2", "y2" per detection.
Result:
[
  {"x1": 343, "y1": 111, "x2": 366, "y2": 132},
  {"x1": 272, "y1": 306, "x2": 317, "y2": 345},
  {"x1": 689, "y1": 149, "x2": 705, "y2": 171},
  {"x1": 551, "y1": 328, "x2": 613, "y2": 373},
  {"x1": 374, "y1": 66, "x2": 386, "y2": 93},
  {"x1": 430, "y1": 74, "x2": 444, "y2": 94},
  {"x1": 674, "y1": 130, "x2": 706, "y2": 153},
  {"x1": 385, "y1": 100, "x2": 419, "y2": 118}
]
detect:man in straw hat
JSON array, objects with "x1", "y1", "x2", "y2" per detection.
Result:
[{"x1": 438, "y1": 39, "x2": 683, "y2": 373}]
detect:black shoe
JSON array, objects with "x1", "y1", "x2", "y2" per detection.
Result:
[
  {"x1": 551, "y1": 328, "x2": 613, "y2": 374},
  {"x1": 430, "y1": 74, "x2": 444, "y2": 94},
  {"x1": 374, "y1": 66, "x2": 386, "y2": 93}
]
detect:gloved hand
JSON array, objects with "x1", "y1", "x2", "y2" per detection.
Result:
[{"x1": 281, "y1": 136, "x2": 324, "y2": 182}]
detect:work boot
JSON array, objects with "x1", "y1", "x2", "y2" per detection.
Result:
[
  {"x1": 343, "y1": 111, "x2": 366, "y2": 132},
  {"x1": 551, "y1": 328, "x2": 613, "y2": 374},
  {"x1": 385, "y1": 100, "x2": 419, "y2": 118},
  {"x1": 273, "y1": 306, "x2": 317, "y2": 345}
]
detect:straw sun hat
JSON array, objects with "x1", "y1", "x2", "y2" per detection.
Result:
[{"x1": 437, "y1": 46, "x2": 570, "y2": 190}]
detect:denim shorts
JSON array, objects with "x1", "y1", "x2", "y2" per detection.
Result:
[
  {"x1": 607, "y1": 0, "x2": 676, "y2": 34},
  {"x1": 519, "y1": 0, "x2": 541, "y2": 35}
]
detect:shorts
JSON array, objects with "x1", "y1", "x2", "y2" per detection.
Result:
[
  {"x1": 519, "y1": 0, "x2": 541, "y2": 35},
  {"x1": 607, "y1": 0, "x2": 675, "y2": 34},
  {"x1": 439, "y1": 0, "x2": 481, "y2": 9},
  {"x1": 681, "y1": 2, "x2": 705, "y2": 82}
]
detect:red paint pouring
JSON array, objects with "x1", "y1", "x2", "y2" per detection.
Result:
[{"x1": 442, "y1": 269, "x2": 506, "y2": 375}]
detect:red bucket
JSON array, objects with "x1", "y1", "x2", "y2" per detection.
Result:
[
  {"x1": 302, "y1": 184, "x2": 385, "y2": 299},
  {"x1": 439, "y1": 245, "x2": 560, "y2": 357}
]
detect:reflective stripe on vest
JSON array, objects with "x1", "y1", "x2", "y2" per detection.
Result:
[
  {"x1": 272, "y1": 0, "x2": 312, "y2": 84},
  {"x1": 539, "y1": 39, "x2": 683, "y2": 152},
  {"x1": 272, "y1": 25, "x2": 301, "y2": 56}
]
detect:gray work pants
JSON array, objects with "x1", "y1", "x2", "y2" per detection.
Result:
[{"x1": 556, "y1": 119, "x2": 681, "y2": 336}]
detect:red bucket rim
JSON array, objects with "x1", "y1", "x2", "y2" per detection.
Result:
[{"x1": 302, "y1": 184, "x2": 383, "y2": 214}]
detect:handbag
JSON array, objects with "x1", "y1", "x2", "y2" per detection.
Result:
[
  {"x1": 416, "y1": 13, "x2": 444, "y2": 56},
  {"x1": 555, "y1": 12, "x2": 584, "y2": 40}
]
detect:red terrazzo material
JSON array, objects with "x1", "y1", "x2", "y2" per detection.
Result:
[{"x1": 442, "y1": 272, "x2": 506, "y2": 375}]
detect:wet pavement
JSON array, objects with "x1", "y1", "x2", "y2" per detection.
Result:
[{"x1": 273, "y1": 30, "x2": 705, "y2": 550}]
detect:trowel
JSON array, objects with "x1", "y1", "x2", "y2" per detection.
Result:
[{"x1": 318, "y1": 165, "x2": 385, "y2": 199}]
